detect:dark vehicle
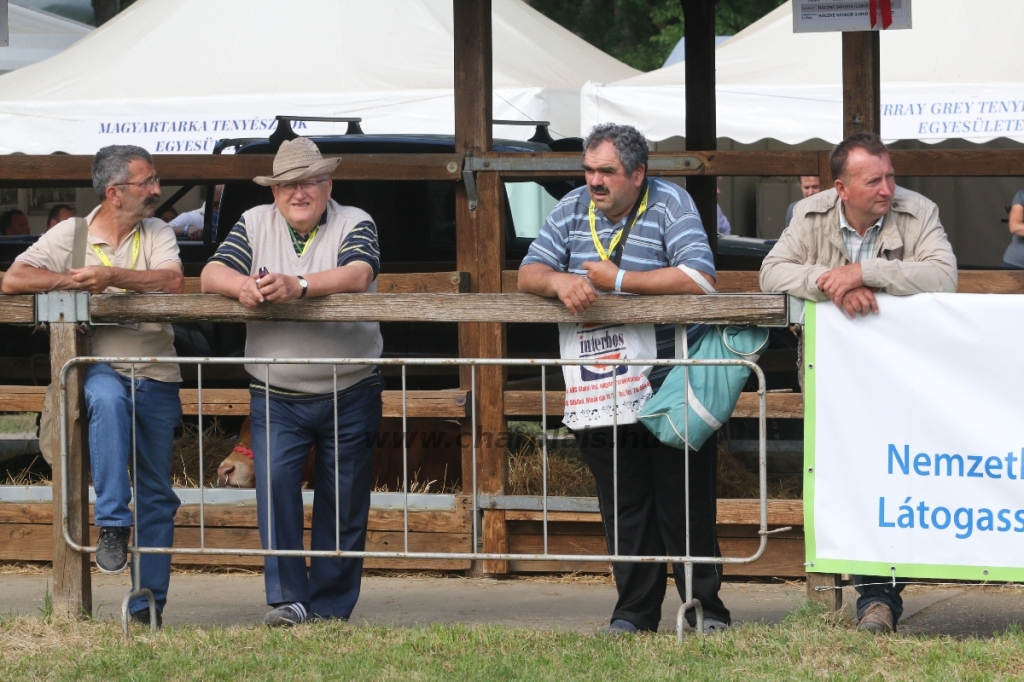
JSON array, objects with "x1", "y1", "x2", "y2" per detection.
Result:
[{"x1": 0, "y1": 117, "x2": 779, "y2": 389}]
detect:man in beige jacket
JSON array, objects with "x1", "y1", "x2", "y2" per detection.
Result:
[
  {"x1": 760, "y1": 132, "x2": 956, "y2": 634},
  {"x1": 760, "y1": 132, "x2": 956, "y2": 317}
]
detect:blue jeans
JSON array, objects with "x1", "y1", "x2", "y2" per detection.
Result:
[
  {"x1": 250, "y1": 374, "x2": 383, "y2": 620},
  {"x1": 84, "y1": 363, "x2": 181, "y2": 615}
]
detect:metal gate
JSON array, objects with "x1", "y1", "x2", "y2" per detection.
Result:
[{"x1": 59, "y1": 355, "x2": 784, "y2": 640}]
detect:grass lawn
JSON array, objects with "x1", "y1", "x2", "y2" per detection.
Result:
[{"x1": 2, "y1": 604, "x2": 1022, "y2": 681}]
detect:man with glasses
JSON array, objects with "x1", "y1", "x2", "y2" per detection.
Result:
[
  {"x1": 201, "y1": 137, "x2": 383, "y2": 626},
  {"x1": 2, "y1": 145, "x2": 184, "y2": 628}
]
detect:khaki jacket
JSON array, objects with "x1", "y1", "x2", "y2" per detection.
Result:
[{"x1": 759, "y1": 186, "x2": 957, "y2": 300}]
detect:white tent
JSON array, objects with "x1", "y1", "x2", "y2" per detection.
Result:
[
  {"x1": 0, "y1": 4, "x2": 91, "y2": 75},
  {"x1": 0, "y1": 0, "x2": 638, "y2": 154},
  {"x1": 582, "y1": 0, "x2": 1024, "y2": 144}
]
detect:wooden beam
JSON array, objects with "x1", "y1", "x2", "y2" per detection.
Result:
[
  {"x1": 48, "y1": 323, "x2": 91, "y2": 618},
  {"x1": 807, "y1": 572, "x2": 844, "y2": 610},
  {"x1": 842, "y1": 31, "x2": 881, "y2": 137},
  {"x1": 0, "y1": 154, "x2": 463, "y2": 187},
  {"x1": 0, "y1": 387, "x2": 468, "y2": 419},
  {"x1": 182, "y1": 272, "x2": 469, "y2": 295},
  {"x1": 503, "y1": 390, "x2": 804, "y2": 419},
  {"x1": 889, "y1": 150, "x2": 1024, "y2": 177},
  {"x1": 1, "y1": 149, "x2": 1023, "y2": 187},
  {"x1": 85, "y1": 292, "x2": 787, "y2": 326},
  {"x1": 0, "y1": 295, "x2": 34, "y2": 323},
  {"x1": 503, "y1": 269, "x2": 764, "y2": 294},
  {"x1": 682, "y1": 0, "x2": 719, "y2": 253},
  {"x1": 504, "y1": 499, "x2": 803, "y2": 526}
]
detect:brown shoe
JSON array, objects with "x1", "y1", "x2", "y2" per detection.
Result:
[{"x1": 856, "y1": 602, "x2": 894, "y2": 634}]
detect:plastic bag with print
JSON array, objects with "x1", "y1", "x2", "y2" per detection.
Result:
[{"x1": 559, "y1": 322, "x2": 657, "y2": 429}]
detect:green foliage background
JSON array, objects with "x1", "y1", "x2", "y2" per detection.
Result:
[{"x1": 524, "y1": 0, "x2": 786, "y2": 71}]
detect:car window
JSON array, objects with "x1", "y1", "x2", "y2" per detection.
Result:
[{"x1": 505, "y1": 182, "x2": 559, "y2": 240}]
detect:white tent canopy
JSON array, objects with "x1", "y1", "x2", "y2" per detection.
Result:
[
  {"x1": 582, "y1": 0, "x2": 1024, "y2": 144},
  {"x1": 0, "y1": 0, "x2": 638, "y2": 154},
  {"x1": 0, "y1": 4, "x2": 91, "y2": 75}
]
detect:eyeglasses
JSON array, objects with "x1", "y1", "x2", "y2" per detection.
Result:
[
  {"x1": 115, "y1": 176, "x2": 160, "y2": 189},
  {"x1": 278, "y1": 179, "x2": 328, "y2": 194}
]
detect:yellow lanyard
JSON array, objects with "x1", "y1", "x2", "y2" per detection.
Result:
[
  {"x1": 91, "y1": 229, "x2": 140, "y2": 270},
  {"x1": 299, "y1": 226, "x2": 318, "y2": 257},
  {"x1": 588, "y1": 187, "x2": 649, "y2": 261}
]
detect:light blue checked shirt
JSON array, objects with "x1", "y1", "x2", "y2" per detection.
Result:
[{"x1": 838, "y1": 204, "x2": 884, "y2": 264}]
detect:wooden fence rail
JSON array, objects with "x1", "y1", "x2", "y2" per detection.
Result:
[{"x1": 0, "y1": 149, "x2": 1023, "y2": 187}]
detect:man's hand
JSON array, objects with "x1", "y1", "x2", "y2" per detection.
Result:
[
  {"x1": 238, "y1": 274, "x2": 265, "y2": 308},
  {"x1": 553, "y1": 273, "x2": 598, "y2": 315},
  {"x1": 581, "y1": 259, "x2": 619, "y2": 292},
  {"x1": 185, "y1": 225, "x2": 203, "y2": 240},
  {"x1": 257, "y1": 272, "x2": 302, "y2": 304},
  {"x1": 838, "y1": 286, "x2": 879, "y2": 317},
  {"x1": 69, "y1": 266, "x2": 115, "y2": 294},
  {"x1": 816, "y1": 263, "x2": 864, "y2": 307}
]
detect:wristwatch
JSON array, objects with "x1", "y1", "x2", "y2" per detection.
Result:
[{"x1": 297, "y1": 275, "x2": 308, "y2": 298}]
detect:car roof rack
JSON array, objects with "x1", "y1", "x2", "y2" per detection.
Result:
[
  {"x1": 270, "y1": 116, "x2": 364, "y2": 151},
  {"x1": 493, "y1": 119, "x2": 554, "y2": 145}
]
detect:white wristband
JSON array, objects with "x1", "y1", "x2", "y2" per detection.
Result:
[{"x1": 614, "y1": 268, "x2": 626, "y2": 293}]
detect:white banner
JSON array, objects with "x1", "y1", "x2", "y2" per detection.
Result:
[{"x1": 806, "y1": 294, "x2": 1024, "y2": 581}]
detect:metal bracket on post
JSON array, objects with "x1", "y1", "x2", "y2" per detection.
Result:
[
  {"x1": 462, "y1": 163, "x2": 479, "y2": 212},
  {"x1": 35, "y1": 292, "x2": 90, "y2": 325}
]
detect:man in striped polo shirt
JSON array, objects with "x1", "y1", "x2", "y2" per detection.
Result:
[
  {"x1": 201, "y1": 137, "x2": 383, "y2": 626},
  {"x1": 519, "y1": 123, "x2": 729, "y2": 635}
]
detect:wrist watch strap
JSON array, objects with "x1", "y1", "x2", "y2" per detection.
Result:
[{"x1": 297, "y1": 275, "x2": 308, "y2": 298}]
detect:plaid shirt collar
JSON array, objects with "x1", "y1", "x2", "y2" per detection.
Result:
[{"x1": 838, "y1": 203, "x2": 885, "y2": 264}]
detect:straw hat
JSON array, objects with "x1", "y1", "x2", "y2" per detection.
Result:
[{"x1": 253, "y1": 137, "x2": 340, "y2": 186}]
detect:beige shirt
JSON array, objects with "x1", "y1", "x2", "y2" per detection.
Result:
[{"x1": 16, "y1": 206, "x2": 183, "y2": 383}]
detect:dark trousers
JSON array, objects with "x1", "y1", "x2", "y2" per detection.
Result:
[
  {"x1": 855, "y1": 576, "x2": 905, "y2": 624},
  {"x1": 576, "y1": 422, "x2": 729, "y2": 631},
  {"x1": 250, "y1": 375, "x2": 383, "y2": 620}
]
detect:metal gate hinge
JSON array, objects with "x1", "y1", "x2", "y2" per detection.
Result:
[{"x1": 35, "y1": 291, "x2": 90, "y2": 324}]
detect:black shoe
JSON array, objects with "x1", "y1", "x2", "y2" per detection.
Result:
[
  {"x1": 95, "y1": 526, "x2": 131, "y2": 574},
  {"x1": 130, "y1": 608, "x2": 162, "y2": 629},
  {"x1": 264, "y1": 603, "x2": 309, "y2": 627},
  {"x1": 595, "y1": 619, "x2": 639, "y2": 636}
]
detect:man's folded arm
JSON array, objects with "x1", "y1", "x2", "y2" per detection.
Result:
[
  {"x1": 201, "y1": 260, "x2": 248, "y2": 298},
  {"x1": 518, "y1": 262, "x2": 565, "y2": 298},
  {"x1": 106, "y1": 261, "x2": 184, "y2": 294},
  {"x1": 860, "y1": 207, "x2": 958, "y2": 295},
  {"x1": 1, "y1": 262, "x2": 76, "y2": 294},
  {"x1": 758, "y1": 223, "x2": 830, "y2": 301}
]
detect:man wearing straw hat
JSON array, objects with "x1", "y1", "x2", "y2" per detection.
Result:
[
  {"x1": 202, "y1": 137, "x2": 383, "y2": 626},
  {"x1": 2, "y1": 145, "x2": 184, "y2": 628}
]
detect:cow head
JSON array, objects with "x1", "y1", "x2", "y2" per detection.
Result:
[{"x1": 217, "y1": 418, "x2": 255, "y2": 487}]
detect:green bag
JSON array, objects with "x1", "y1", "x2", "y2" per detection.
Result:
[{"x1": 638, "y1": 325, "x2": 769, "y2": 450}]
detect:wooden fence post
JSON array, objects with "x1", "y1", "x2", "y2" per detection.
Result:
[
  {"x1": 48, "y1": 322, "x2": 91, "y2": 618},
  {"x1": 453, "y1": 0, "x2": 508, "y2": 576},
  {"x1": 842, "y1": 31, "x2": 881, "y2": 138}
]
